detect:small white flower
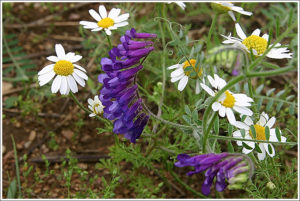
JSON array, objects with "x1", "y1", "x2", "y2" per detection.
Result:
[
  {"x1": 222, "y1": 23, "x2": 293, "y2": 59},
  {"x1": 200, "y1": 74, "x2": 253, "y2": 124},
  {"x1": 233, "y1": 112, "x2": 286, "y2": 160},
  {"x1": 88, "y1": 95, "x2": 104, "y2": 117},
  {"x1": 38, "y1": 44, "x2": 88, "y2": 95},
  {"x1": 211, "y1": 2, "x2": 252, "y2": 21},
  {"x1": 167, "y1": 1, "x2": 186, "y2": 10},
  {"x1": 168, "y1": 59, "x2": 204, "y2": 93},
  {"x1": 79, "y1": 5, "x2": 129, "y2": 36}
]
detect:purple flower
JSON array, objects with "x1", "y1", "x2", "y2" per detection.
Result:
[
  {"x1": 98, "y1": 28, "x2": 156, "y2": 143},
  {"x1": 174, "y1": 153, "x2": 254, "y2": 196}
]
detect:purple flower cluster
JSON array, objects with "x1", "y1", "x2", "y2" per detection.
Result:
[
  {"x1": 98, "y1": 28, "x2": 156, "y2": 143},
  {"x1": 175, "y1": 153, "x2": 252, "y2": 196}
]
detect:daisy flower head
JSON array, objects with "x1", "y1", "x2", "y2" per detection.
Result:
[
  {"x1": 38, "y1": 44, "x2": 88, "y2": 95},
  {"x1": 222, "y1": 23, "x2": 293, "y2": 59},
  {"x1": 168, "y1": 59, "x2": 204, "y2": 93},
  {"x1": 79, "y1": 5, "x2": 129, "y2": 36},
  {"x1": 200, "y1": 74, "x2": 253, "y2": 124},
  {"x1": 167, "y1": 1, "x2": 186, "y2": 10},
  {"x1": 233, "y1": 112, "x2": 286, "y2": 160},
  {"x1": 88, "y1": 95, "x2": 104, "y2": 117},
  {"x1": 211, "y1": 2, "x2": 252, "y2": 21}
]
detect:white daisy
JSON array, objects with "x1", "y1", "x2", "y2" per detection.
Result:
[
  {"x1": 167, "y1": 1, "x2": 186, "y2": 10},
  {"x1": 79, "y1": 5, "x2": 129, "y2": 36},
  {"x1": 222, "y1": 23, "x2": 293, "y2": 59},
  {"x1": 233, "y1": 112, "x2": 287, "y2": 160},
  {"x1": 38, "y1": 44, "x2": 88, "y2": 95},
  {"x1": 88, "y1": 95, "x2": 104, "y2": 117},
  {"x1": 211, "y1": 2, "x2": 252, "y2": 21},
  {"x1": 200, "y1": 74, "x2": 253, "y2": 124},
  {"x1": 168, "y1": 59, "x2": 204, "y2": 93}
]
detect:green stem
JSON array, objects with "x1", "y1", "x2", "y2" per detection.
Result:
[
  {"x1": 11, "y1": 135, "x2": 22, "y2": 198},
  {"x1": 206, "y1": 13, "x2": 218, "y2": 50},
  {"x1": 202, "y1": 75, "x2": 245, "y2": 151},
  {"x1": 170, "y1": 170, "x2": 206, "y2": 198},
  {"x1": 208, "y1": 135, "x2": 297, "y2": 145},
  {"x1": 247, "y1": 79, "x2": 257, "y2": 114},
  {"x1": 247, "y1": 66, "x2": 296, "y2": 78},
  {"x1": 106, "y1": 33, "x2": 112, "y2": 49},
  {"x1": 203, "y1": 112, "x2": 218, "y2": 153}
]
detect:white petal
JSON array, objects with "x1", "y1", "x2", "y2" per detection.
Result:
[
  {"x1": 39, "y1": 71, "x2": 55, "y2": 86},
  {"x1": 51, "y1": 75, "x2": 62, "y2": 93},
  {"x1": 208, "y1": 75, "x2": 217, "y2": 89},
  {"x1": 233, "y1": 106, "x2": 253, "y2": 116},
  {"x1": 99, "y1": 5, "x2": 107, "y2": 19},
  {"x1": 115, "y1": 13, "x2": 129, "y2": 23},
  {"x1": 242, "y1": 146, "x2": 254, "y2": 154},
  {"x1": 47, "y1": 56, "x2": 59, "y2": 62},
  {"x1": 257, "y1": 113, "x2": 268, "y2": 126},
  {"x1": 228, "y1": 11, "x2": 236, "y2": 21},
  {"x1": 67, "y1": 75, "x2": 78, "y2": 93},
  {"x1": 267, "y1": 47, "x2": 293, "y2": 59},
  {"x1": 233, "y1": 130, "x2": 243, "y2": 146},
  {"x1": 55, "y1": 44, "x2": 66, "y2": 60},
  {"x1": 257, "y1": 144, "x2": 266, "y2": 160},
  {"x1": 108, "y1": 8, "x2": 121, "y2": 18},
  {"x1": 88, "y1": 98, "x2": 94, "y2": 106},
  {"x1": 233, "y1": 121, "x2": 249, "y2": 130},
  {"x1": 235, "y1": 23, "x2": 247, "y2": 40},
  {"x1": 89, "y1": 9, "x2": 101, "y2": 21},
  {"x1": 212, "y1": 102, "x2": 221, "y2": 111},
  {"x1": 178, "y1": 76, "x2": 188, "y2": 91},
  {"x1": 114, "y1": 21, "x2": 129, "y2": 28},
  {"x1": 226, "y1": 108, "x2": 236, "y2": 124},
  {"x1": 65, "y1": 52, "x2": 75, "y2": 61},
  {"x1": 59, "y1": 76, "x2": 68, "y2": 95},
  {"x1": 251, "y1": 29, "x2": 261, "y2": 36},
  {"x1": 68, "y1": 55, "x2": 81, "y2": 63},
  {"x1": 89, "y1": 113, "x2": 96, "y2": 117},
  {"x1": 234, "y1": 94, "x2": 254, "y2": 103},
  {"x1": 74, "y1": 69, "x2": 88, "y2": 80},
  {"x1": 264, "y1": 143, "x2": 275, "y2": 157},
  {"x1": 234, "y1": 100, "x2": 251, "y2": 107},
  {"x1": 105, "y1": 29, "x2": 112, "y2": 35},
  {"x1": 72, "y1": 72, "x2": 85, "y2": 87},
  {"x1": 168, "y1": 64, "x2": 180, "y2": 70},
  {"x1": 244, "y1": 116, "x2": 253, "y2": 126},
  {"x1": 38, "y1": 64, "x2": 54, "y2": 75},
  {"x1": 171, "y1": 74, "x2": 184, "y2": 83},
  {"x1": 219, "y1": 106, "x2": 226, "y2": 117},
  {"x1": 92, "y1": 27, "x2": 103, "y2": 32},
  {"x1": 200, "y1": 83, "x2": 215, "y2": 96},
  {"x1": 74, "y1": 64, "x2": 87, "y2": 72},
  {"x1": 171, "y1": 68, "x2": 184, "y2": 78},
  {"x1": 265, "y1": 117, "x2": 276, "y2": 128},
  {"x1": 195, "y1": 79, "x2": 200, "y2": 94},
  {"x1": 79, "y1": 21, "x2": 98, "y2": 29},
  {"x1": 262, "y1": 34, "x2": 269, "y2": 41}
]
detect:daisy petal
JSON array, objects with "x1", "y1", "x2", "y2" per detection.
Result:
[
  {"x1": 233, "y1": 121, "x2": 249, "y2": 130},
  {"x1": 171, "y1": 68, "x2": 184, "y2": 77},
  {"x1": 228, "y1": 11, "x2": 236, "y2": 21},
  {"x1": 251, "y1": 29, "x2": 261, "y2": 36},
  {"x1": 67, "y1": 75, "x2": 78, "y2": 93},
  {"x1": 79, "y1": 21, "x2": 98, "y2": 29},
  {"x1": 178, "y1": 76, "x2": 188, "y2": 91},
  {"x1": 114, "y1": 21, "x2": 129, "y2": 28},
  {"x1": 92, "y1": 27, "x2": 103, "y2": 32},
  {"x1": 233, "y1": 106, "x2": 253, "y2": 116},
  {"x1": 226, "y1": 107, "x2": 236, "y2": 124},
  {"x1": 168, "y1": 64, "x2": 180, "y2": 70},
  {"x1": 257, "y1": 144, "x2": 266, "y2": 160},
  {"x1": 235, "y1": 23, "x2": 247, "y2": 40},
  {"x1": 72, "y1": 72, "x2": 85, "y2": 87},
  {"x1": 105, "y1": 29, "x2": 112, "y2": 35},
  {"x1": 265, "y1": 117, "x2": 276, "y2": 128},
  {"x1": 74, "y1": 69, "x2": 88, "y2": 80},
  {"x1": 59, "y1": 76, "x2": 68, "y2": 95},
  {"x1": 244, "y1": 116, "x2": 253, "y2": 126},
  {"x1": 70, "y1": 55, "x2": 82, "y2": 63},
  {"x1": 55, "y1": 44, "x2": 66, "y2": 60},
  {"x1": 108, "y1": 8, "x2": 121, "y2": 18},
  {"x1": 115, "y1": 13, "x2": 129, "y2": 23},
  {"x1": 89, "y1": 9, "x2": 101, "y2": 21},
  {"x1": 264, "y1": 143, "x2": 275, "y2": 157},
  {"x1": 200, "y1": 83, "x2": 215, "y2": 96},
  {"x1": 212, "y1": 102, "x2": 221, "y2": 111},
  {"x1": 38, "y1": 64, "x2": 54, "y2": 75},
  {"x1": 233, "y1": 130, "x2": 243, "y2": 146},
  {"x1": 262, "y1": 34, "x2": 269, "y2": 41},
  {"x1": 47, "y1": 56, "x2": 59, "y2": 62},
  {"x1": 219, "y1": 106, "x2": 226, "y2": 117},
  {"x1": 171, "y1": 74, "x2": 184, "y2": 83},
  {"x1": 39, "y1": 71, "x2": 55, "y2": 86},
  {"x1": 74, "y1": 64, "x2": 86, "y2": 72},
  {"x1": 99, "y1": 5, "x2": 107, "y2": 19}
]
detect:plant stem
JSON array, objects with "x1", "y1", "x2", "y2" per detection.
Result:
[
  {"x1": 247, "y1": 66, "x2": 296, "y2": 78},
  {"x1": 202, "y1": 75, "x2": 245, "y2": 151},
  {"x1": 202, "y1": 112, "x2": 218, "y2": 153},
  {"x1": 106, "y1": 33, "x2": 112, "y2": 49},
  {"x1": 247, "y1": 79, "x2": 257, "y2": 114},
  {"x1": 206, "y1": 13, "x2": 218, "y2": 50},
  {"x1": 208, "y1": 135, "x2": 297, "y2": 145},
  {"x1": 11, "y1": 135, "x2": 22, "y2": 198}
]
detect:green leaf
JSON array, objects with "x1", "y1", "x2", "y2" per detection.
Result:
[
  {"x1": 189, "y1": 71, "x2": 196, "y2": 78},
  {"x1": 275, "y1": 128, "x2": 281, "y2": 142},
  {"x1": 268, "y1": 144, "x2": 273, "y2": 155},
  {"x1": 240, "y1": 129, "x2": 246, "y2": 138},
  {"x1": 191, "y1": 109, "x2": 198, "y2": 122},
  {"x1": 227, "y1": 142, "x2": 234, "y2": 153},
  {"x1": 254, "y1": 143, "x2": 262, "y2": 153},
  {"x1": 195, "y1": 99, "x2": 203, "y2": 108},
  {"x1": 250, "y1": 125, "x2": 256, "y2": 139},
  {"x1": 184, "y1": 66, "x2": 192, "y2": 72},
  {"x1": 265, "y1": 126, "x2": 270, "y2": 141},
  {"x1": 184, "y1": 105, "x2": 191, "y2": 115},
  {"x1": 266, "y1": 88, "x2": 276, "y2": 96},
  {"x1": 228, "y1": 124, "x2": 233, "y2": 136},
  {"x1": 214, "y1": 116, "x2": 219, "y2": 135},
  {"x1": 4, "y1": 96, "x2": 19, "y2": 108},
  {"x1": 255, "y1": 84, "x2": 264, "y2": 94},
  {"x1": 289, "y1": 104, "x2": 295, "y2": 115},
  {"x1": 276, "y1": 101, "x2": 284, "y2": 112},
  {"x1": 286, "y1": 95, "x2": 295, "y2": 101},
  {"x1": 256, "y1": 97, "x2": 263, "y2": 111},
  {"x1": 275, "y1": 89, "x2": 285, "y2": 98},
  {"x1": 266, "y1": 99, "x2": 274, "y2": 112},
  {"x1": 7, "y1": 179, "x2": 17, "y2": 198},
  {"x1": 182, "y1": 115, "x2": 191, "y2": 124},
  {"x1": 242, "y1": 142, "x2": 253, "y2": 150}
]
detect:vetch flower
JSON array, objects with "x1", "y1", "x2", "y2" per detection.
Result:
[
  {"x1": 222, "y1": 23, "x2": 293, "y2": 59},
  {"x1": 88, "y1": 95, "x2": 104, "y2": 117},
  {"x1": 79, "y1": 5, "x2": 129, "y2": 35},
  {"x1": 200, "y1": 74, "x2": 253, "y2": 124},
  {"x1": 233, "y1": 112, "x2": 286, "y2": 160},
  {"x1": 175, "y1": 153, "x2": 254, "y2": 196},
  {"x1": 167, "y1": 1, "x2": 186, "y2": 10},
  {"x1": 38, "y1": 44, "x2": 88, "y2": 95},
  {"x1": 98, "y1": 28, "x2": 156, "y2": 143},
  {"x1": 211, "y1": 2, "x2": 252, "y2": 21},
  {"x1": 168, "y1": 59, "x2": 204, "y2": 93}
]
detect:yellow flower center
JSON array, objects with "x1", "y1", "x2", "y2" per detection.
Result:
[
  {"x1": 97, "y1": 17, "x2": 114, "y2": 28},
  {"x1": 53, "y1": 60, "x2": 74, "y2": 76},
  {"x1": 249, "y1": 124, "x2": 266, "y2": 141},
  {"x1": 211, "y1": 3, "x2": 232, "y2": 13},
  {"x1": 183, "y1": 59, "x2": 203, "y2": 79},
  {"x1": 221, "y1": 90, "x2": 235, "y2": 108},
  {"x1": 242, "y1": 35, "x2": 268, "y2": 55}
]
